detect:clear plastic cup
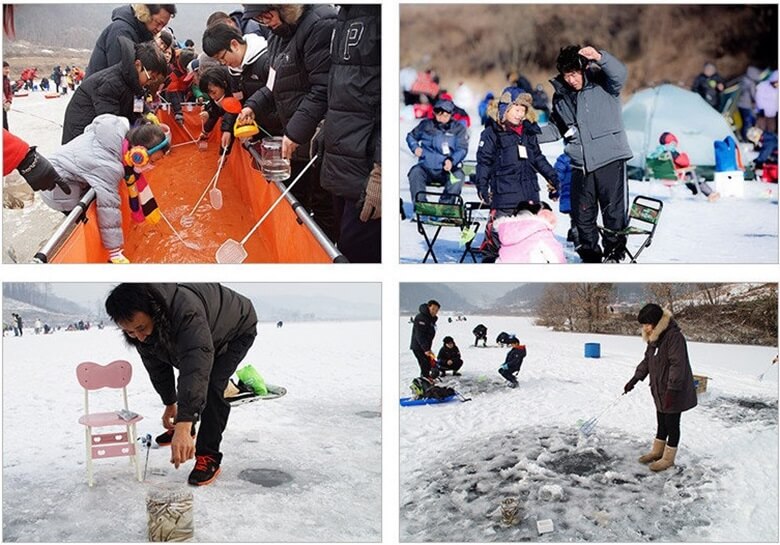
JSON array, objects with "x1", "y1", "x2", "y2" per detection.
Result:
[{"x1": 260, "y1": 137, "x2": 291, "y2": 181}]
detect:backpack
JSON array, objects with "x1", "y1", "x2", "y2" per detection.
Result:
[{"x1": 410, "y1": 377, "x2": 456, "y2": 399}]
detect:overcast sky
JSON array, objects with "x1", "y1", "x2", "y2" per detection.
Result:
[{"x1": 43, "y1": 283, "x2": 380, "y2": 315}]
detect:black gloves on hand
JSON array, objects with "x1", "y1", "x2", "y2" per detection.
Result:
[
  {"x1": 624, "y1": 377, "x2": 639, "y2": 394},
  {"x1": 17, "y1": 147, "x2": 71, "y2": 194}
]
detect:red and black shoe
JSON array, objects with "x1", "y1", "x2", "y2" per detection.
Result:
[
  {"x1": 188, "y1": 454, "x2": 221, "y2": 486},
  {"x1": 155, "y1": 424, "x2": 196, "y2": 446}
]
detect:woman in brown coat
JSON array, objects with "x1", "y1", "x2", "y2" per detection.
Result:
[{"x1": 624, "y1": 303, "x2": 697, "y2": 472}]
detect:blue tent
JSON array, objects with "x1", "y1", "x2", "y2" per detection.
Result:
[{"x1": 622, "y1": 84, "x2": 736, "y2": 170}]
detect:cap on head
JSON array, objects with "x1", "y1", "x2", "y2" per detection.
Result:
[
  {"x1": 507, "y1": 335, "x2": 520, "y2": 345},
  {"x1": 659, "y1": 132, "x2": 678, "y2": 146},
  {"x1": 443, "y1": 336, "x2": 454, "y2": 344},
  {"x1": 433, "y1": 99, "x2": 455, "y2": 114},
  {"x1": 637, "y1": 303, "x2": 664, "y2": 326},
  {"x1": 497, "y1": 86, "x2": 535, "y2": 123}
]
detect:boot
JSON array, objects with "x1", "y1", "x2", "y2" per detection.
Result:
[
  {"x1": 649, "y1": 445, "x2": 677, "y2": 472},
  {"x1": 638, "y1": 438, "x2": 666, "y2": 464}
]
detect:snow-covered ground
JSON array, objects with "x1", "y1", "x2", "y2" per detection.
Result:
[
  {"x1": 3, "y1": 86, "x2": 75, "y2": 262},
  {"x1": 399, "y1": 110, "x2": 779, "y2": 263},
  {"x1": 399, "y1": 315, "x2": 778, "y2": 542},
  {"x1": 3, "y1": 321, "x2": 381, "y2": 542}
]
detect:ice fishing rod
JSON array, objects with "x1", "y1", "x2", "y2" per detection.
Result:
[
  {"x1": 10, "y1": 108, "x2": 63, "y2": 127},
  {"x1": 139, "y1": 433, "x2": 152, "y2": 480}
]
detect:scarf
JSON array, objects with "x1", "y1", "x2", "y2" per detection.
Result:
[{"x1": 122, "y1": 140, "x2": 161, "y2": 225}]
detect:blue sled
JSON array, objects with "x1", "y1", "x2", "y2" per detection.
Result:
[{"x1": 399, "y1": 395, "x2": 457, "y2": 406}]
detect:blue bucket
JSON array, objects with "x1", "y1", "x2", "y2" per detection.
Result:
[{"x1": 584, "y1": 343, "x2": 601, "y2": 358}]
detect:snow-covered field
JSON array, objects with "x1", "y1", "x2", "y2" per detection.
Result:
[
  {"x1": 399, "y1": 110, "x2": 779, "y2": 264},
  {"x1": 399, "y1": 315, "x2": 778, "y2": 542},
  {"x1": 3, "y1": 87, "x2": 75, "y2": 262},
  {"x1": 3, "y1": 321, "x2": 381, "y2": 542}
]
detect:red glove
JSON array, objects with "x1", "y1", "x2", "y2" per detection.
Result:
[{"x1": 663, "y1": 390, "x2": 677, "y2": 410}]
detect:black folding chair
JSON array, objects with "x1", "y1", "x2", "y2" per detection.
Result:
[
  {"x1": 414, "y1": 191, "x2": 480, "y2": 263},
  {"x1": 599, "y1": 195, "x2": 663, "y2": 263}
]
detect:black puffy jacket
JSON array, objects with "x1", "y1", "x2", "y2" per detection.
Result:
[
  {"x1": 62, "y1": 37, "x2": 143, "y2": 144},
  {"x1": 86, "y1": 5, "x2": 154, "y2": 77},
  {"x1": 410, "y1": 303, "x2": 437, "y2": 352},
  {"x1": 320, "y1": 5, "x2": 381, "y2": 200},
  {"x1": 437, "y1": 344, "x2": 463, "y2": 366},
  {"x1": 129, "y1": 284, "x2": 258, "y2": 423},
  {"x1": 244, "y1": 5, "x2": 336, "y2": 158}
]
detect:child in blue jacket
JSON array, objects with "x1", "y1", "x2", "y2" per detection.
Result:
[{"x1": 498, "y1": 336, "x2": 526, "y2": 388}]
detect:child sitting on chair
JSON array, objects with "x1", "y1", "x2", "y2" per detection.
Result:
[
  {"x1": 649, "y1": 132, "x2": 720, "y2": 201},
  {"x1": 498, "y1": 336, "x2": 526, "y2": 388},
  {"x1": 494, "y1": 201, "x2": 565, "y2": 263}
]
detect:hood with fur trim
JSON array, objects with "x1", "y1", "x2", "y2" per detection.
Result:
[{"x1": 642, "y1": 308, "x2": 673, "y2": 343}]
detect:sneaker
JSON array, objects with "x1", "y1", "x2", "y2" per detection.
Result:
[
  {"x1": 506, "y1": 381, "x2": 518, "y2": 389},
  {"x1": 188, "y1": 454, "x2": 221, "y2": 486},
  {"x1": 155, "y1": 425, "x2": 196, "y2": 446}
]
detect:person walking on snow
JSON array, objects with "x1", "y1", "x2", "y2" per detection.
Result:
[
  {"x1": 410, "y1": 300, "x2": 440, "y2": 378},
  {"x1": 623, "y1": 303, "x2": 697, "y2": 472},
  {"x1": 105, "y1": 283, "x2": 258, "y2": 486},
  {"x1": 498, "y1": 336, "x2": 526, "y2": 388}
]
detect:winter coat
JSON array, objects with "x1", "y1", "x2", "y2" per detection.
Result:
[
  {"x1": 51, "y1": 67, "x2": 63, "y2": 87},
  {"x1": 244, "y1": 4, "x2": 337, "y2": 158},
  {"x1": 473, "y1": 324, "x2": 487, "y2": 337},
  {"x1": 756, "y1": 74, "x2": 779, "y2": 117},
  {"x1": 406, "y1": 117, "x2": 469, "y2": 173},
  {"x1": 631, "y1": 310, "x2": 698, "y2": 414},
  {"x1": 503, "y1": 345, "x2": 527, "y2": 371},
  {"x1": 540, "y1": 50, "x2": 632, "y2": 172},
  {"x1": 225, "y1": 33, "x2": 282, "y2": 136},
  {"x1": 41, "y1": 114, "x2": 129, "y2": 250},
  {"x1": 86, "y1": 5, "x2": 154, "y2": 77},
  {"x1": 320, "y1": 5, "x2": 381, "y2": 200},
  {"x1": 129, "y1": 284, "x2": 258, "y2": 423},
  {"x1": 494, "y1": 212, "x2": 565, "y2": 264},
  {"x1": 437, "y1": 344, "x2": 463, "y2": 367},
  {"x1": 691, "y1": 72, "x2": 724, "y2": 110},
  {"x1": 230, "y1": 10, "x2": 269, "y2": 39},
  {"x1": 3, "y1": 75, "x2": 11, "y2": 103},
  {"x1": 62, "y1": 37, "x2": 143, "y2": 144},
  {"x1": 476, "y1": 119, "x2": 558, "y2": 210},
  {"x1": 410, "y1": 303, "x2": 437, "y2": 352},
  {"x1": 737, "y1": 66, "x2": 763, "y2": 110},
  {"x1": 3, "y1": 130, "x2": 29, "y2": 176},
  {"x1": 554, "y1": 152, "x2": 572, "y2": 214}
]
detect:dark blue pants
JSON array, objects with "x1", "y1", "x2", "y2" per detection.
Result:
[{"x1": 334, "y1": 197, "x2": 381, "y2": 263}]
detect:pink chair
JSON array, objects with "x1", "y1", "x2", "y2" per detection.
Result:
[{"x1": 76, "y1": 360, "x2": 144, "y2": 487}]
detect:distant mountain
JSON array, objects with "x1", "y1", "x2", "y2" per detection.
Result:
[
  {"x1": 400, "y1": 284, "x2": 475, "y2": 314},
  {"x1": 3, "y1": 297, "x2": 93, "y2": 327},
  {"x1": 252, "y1": 295, "x2": 380, "y2": 322}
]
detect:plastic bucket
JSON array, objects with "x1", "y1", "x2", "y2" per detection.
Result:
[
  {"x1": 146, "y1": 487, "x2": 194, "y2": 542},
  {"x1": 584, "y1": 343, "x2": 601, "y2": 358}
]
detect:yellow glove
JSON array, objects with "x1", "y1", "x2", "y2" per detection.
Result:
[
  {"x1": 108, "y1": 248, "x2": 130, "y2": 264},
  {"x1": 144, "y1": 112, "x2": 160, "y2": 125}
]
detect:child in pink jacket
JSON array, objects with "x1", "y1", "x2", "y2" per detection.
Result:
[{"x1": 494, "y1": 202, "x2": 565, "y2": 263}]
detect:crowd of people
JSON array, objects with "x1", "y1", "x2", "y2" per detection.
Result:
[
  {"x1": 403, "y1": 49, "x2": 778, "y2": 264},
  {"x1": 3, "y1": 3, "x2": 381, "y2": 263},
  {"x1": 1, "y1": 314, "x2": 100, "y2": 335}
]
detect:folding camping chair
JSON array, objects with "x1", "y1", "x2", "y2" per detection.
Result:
[
  {"x1": 598, "y1": 195, "x2": 663, "y2": 263},
  {"x1": 414, "y1": 191, "x2": 480, "y2": 263},
  {"x1": 645, "y1": 153, "x2": 697, "y2": 188}
]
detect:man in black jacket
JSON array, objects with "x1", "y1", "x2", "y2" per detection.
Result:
[
  {"x1": 410, "y1": 300, "x2": 440, "y2": 378},
  {"x1": 86, "y1": 4, "x2": 176, "y2": 76},
  {"x1": 238, "y1": 4, "x2": 339, "y2": 243},
  {"x1": 319, "y1": 5, "x2": 381, "y2": 263},
  {"x1": 105, "y1": 283, "x2": 258, "y2": 486},
  {"x1": 62, "y1": 38, "x2": 168, "y2": 144}
]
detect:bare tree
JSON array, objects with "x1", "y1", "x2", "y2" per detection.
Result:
[{"x1": 646, "y1": 283, "x2": 680, "y2": 313}]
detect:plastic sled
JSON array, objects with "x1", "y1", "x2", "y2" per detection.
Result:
[
  {"x1": 227, "y1": 384, "x2": 287, "y2": 406},
  {"x1": 399, "y1": 395, "x2": 458, "y2": 406}
]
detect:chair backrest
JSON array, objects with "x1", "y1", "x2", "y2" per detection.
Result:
[
  {"x1": 628, "y1": 196, "x2": 663, "y2": 227},
  {"x1": 645, "y1": 155, "x2": 677, "y2": 180},
  {"x1": 76, "y1": 360, "x2": 133, "y2": 391},
  {"x1": 414, "y1": 192, "x2": 465, "y2": 224}
]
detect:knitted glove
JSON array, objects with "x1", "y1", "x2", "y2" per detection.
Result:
[
  {"x1": 624, "y1": 377, "x2": 639, "y2": 394},
  {"x1": 359, "y1": 163, "x2": 381, "y2": 222},
  {"x1": 108, "y1": 248, "x2": 130, "y2": 264},
  {"x1": 17, "y1": 147, "x2": 71, "y2": 194}
]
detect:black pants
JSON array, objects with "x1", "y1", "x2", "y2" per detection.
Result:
[
  {"x1": 439, "y1": 359, "x2": 463, "y2": 373},
  {"x1": 290, "y1": 158, "x2": 339, "y2": 244},
  {"x1": 412, "y1": 347, "x2": 432, "y2": 378},
  {"x1": 3, "y1": 109, "x2": 8, "y2": 130},
  {"x1": 571, "y1": 160, "x2": 628, "y2": 262},
  {"x1": 333, "y1": 196, "x2": 381, "y2": 263},
  {"x1": 196, "y1": 332, "x2": 256, "y2": 462},
  {"x1": 474, "y1": 335, "x2": 486, "y2": 347},
  {"x1": 655, "y1": 411, "x2": 681, "y2": 448}
]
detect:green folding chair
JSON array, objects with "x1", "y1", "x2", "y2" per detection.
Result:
[
  {"x1": 414, "y1": 191, "x2": 480, "y2": 263},
  {"x1": 598, "y1": 195, "x2": 663, "y2": 263}
]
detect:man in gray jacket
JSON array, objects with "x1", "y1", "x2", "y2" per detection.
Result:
[
  {"x1": 105, "y1": 283, "x2": 258, "y2": 486},
  {"x1": 540, "y1": 45, "x2": 633, "y2": 263}
]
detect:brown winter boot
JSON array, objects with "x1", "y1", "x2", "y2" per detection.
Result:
[
  {"x1": 649, "y1": 446, "x2": 677, "y2": 472},
  {"x1": 638, "y1": 438, "x2": 666, "y2": 464}
]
